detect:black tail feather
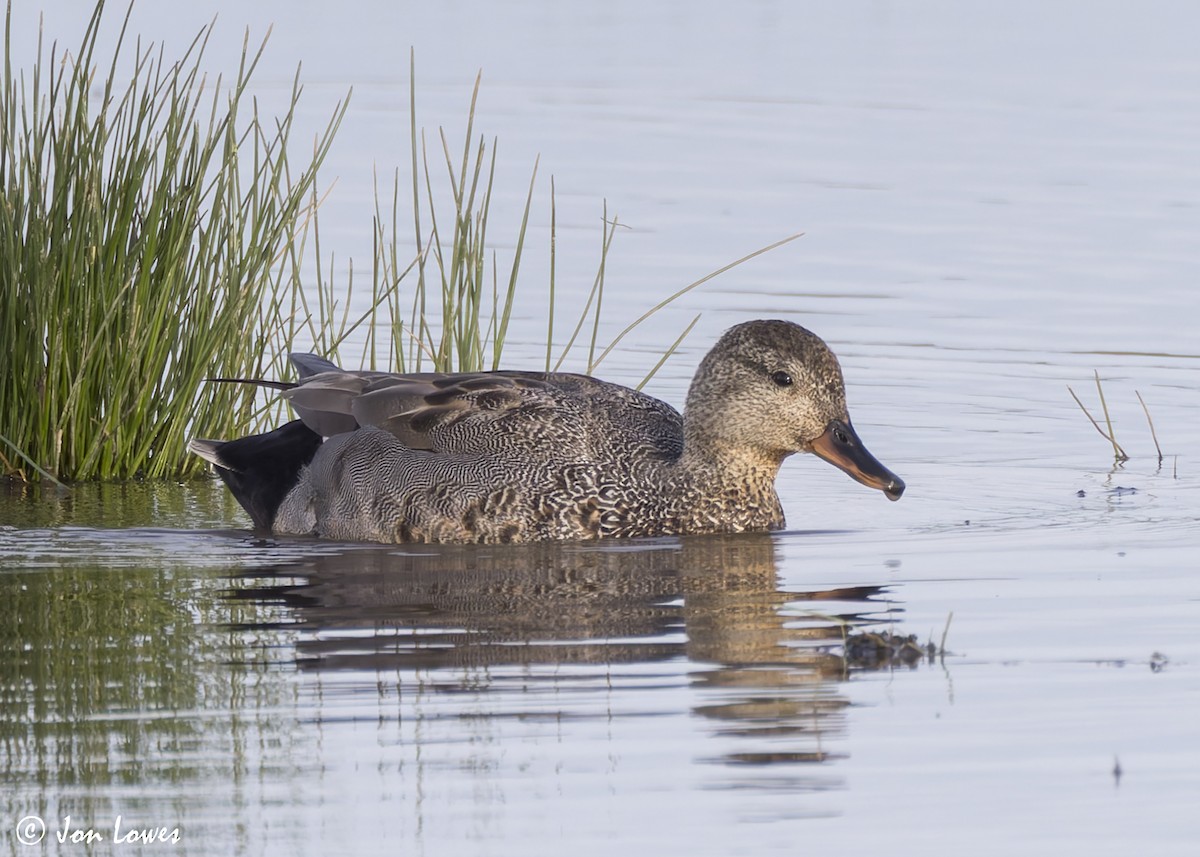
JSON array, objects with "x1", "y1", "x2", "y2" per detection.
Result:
[
  {"x1": 193, "y1": 420, "x2": 322, "y2": 530},
  {"x1": 206, "y1": 377, "x2": 297, "y2": 392}
]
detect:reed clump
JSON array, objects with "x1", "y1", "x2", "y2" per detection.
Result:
[
  {"x1": 2, "y1": 5, "x2": 798, "y2": 485},
  {"x1": 0, "y1": 2, "x2": 345, "y2": 482}
]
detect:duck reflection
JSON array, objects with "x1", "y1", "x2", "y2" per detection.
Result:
[{"x1": 230, "y1": 533, "x2": 924, "y2": 768}]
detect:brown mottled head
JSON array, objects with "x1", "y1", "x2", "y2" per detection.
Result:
[{"x1": 683, "y1": 319, "x2": 904, "y2": 500}]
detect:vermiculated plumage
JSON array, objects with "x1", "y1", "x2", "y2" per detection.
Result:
[{"x1": 190, "y1": 320, "x2": 904, "y2": 544}]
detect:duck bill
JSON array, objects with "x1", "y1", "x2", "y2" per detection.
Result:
[{"x1": 810, "y1": 419, "x2": 905, "y2": 501}]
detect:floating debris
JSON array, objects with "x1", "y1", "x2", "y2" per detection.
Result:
[{"x1": 842, "y1": 630, "x2": 938, "y2": 670}]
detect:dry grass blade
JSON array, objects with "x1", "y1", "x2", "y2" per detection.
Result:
[
  {"x1": 552, "y1": 210, "x2": 619, "y2": 373},
  {"x1": 1067, "y1": 383, "x2": 1128, "y2": 463},
  {"x1": 1093, "y1": 370, "x2": 1127, "y2": 463},
  {"x1": 590, "y1": 232, "x2": 804, "y2": 371},
  {"x1": 545, "y1": 175, "x2": 557, "y2": 372},
  {"x1": 939, "y1": 611, "x2": 953, "y2": 656},
  {"x1": 1135, "y1": 390, "x2": 1163, "y2": 466},
  {"x1": 636, "y1": 314, "x2": 701, "y2": 392}
]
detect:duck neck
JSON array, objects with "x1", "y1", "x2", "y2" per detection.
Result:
[
  {"x1": 679, "y1": 430, "x2": 784, "y2": 500},
  {"x1": 681, "y1": 438, "x2": 781, "y2": 484},
  {"x1": 665, "y1": 439, "x2": 784, "y2": 533}
]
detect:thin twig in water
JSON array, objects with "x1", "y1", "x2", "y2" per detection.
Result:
[
  {"x1": 1068, "y1": 383, "x2": 1129, "y2": 462},
  {"x1": 1135, "y1": 390, "x2": 1163, "y2": 466},
  {"x1": 939, "y1": 611, "x2": 953, "y2": 656},
  {"x1": 1094, "y1": 371, "x2": 1128, "y2": 463}
]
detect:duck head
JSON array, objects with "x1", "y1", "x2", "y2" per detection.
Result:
[{"x1": 683, "y1": 319, "x2": 905, "y2": 500}]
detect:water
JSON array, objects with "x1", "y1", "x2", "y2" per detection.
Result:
[{"x1": 3, "y1": 1, "x2": 1200, "y2": 854}]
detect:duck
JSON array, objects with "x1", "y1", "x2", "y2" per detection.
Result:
[{"x1": 189, "y1": 319, "x2": 904, "y2": 544}]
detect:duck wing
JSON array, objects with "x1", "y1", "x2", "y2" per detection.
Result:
[{"x1": 282, "y1": 355, "x2": 683, "y2": 462}]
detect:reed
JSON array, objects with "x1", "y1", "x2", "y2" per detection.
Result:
[
  {"x1": 2, "y1": 6, "x2": 798, "y2": 484},
  {"x1": 296, "y1": 58, "x2": 535, "y2": 376},
  {"x1": 0, "y1": 1, "x2": 345, "y2": 481},
  {"x1": 1068, "y1": 374, "x2": 1129, "y2": 464},
  {"x1": 306, "y1": 53, "x2": 801, "y2": 384},
  {"x1": 1135, "y1": 390, "x2": 1163, "y2": 466}
]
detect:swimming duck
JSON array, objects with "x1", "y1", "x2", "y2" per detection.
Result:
[{"x1": 190, "y1": 319, "x2": 904, "y2": 544}]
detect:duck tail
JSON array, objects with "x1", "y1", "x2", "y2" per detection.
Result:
[{"x1": 189, "y1": 420, "x2": 323, "y2": 530}]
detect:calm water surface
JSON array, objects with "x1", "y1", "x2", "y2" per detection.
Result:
[{"x1": 3, "y1": 1, "x2": 1199, "y2": 855}]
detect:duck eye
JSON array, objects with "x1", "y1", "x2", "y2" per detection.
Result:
[{"x1": 770, "y1": 370, "x2": 793, "y2": 388}]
